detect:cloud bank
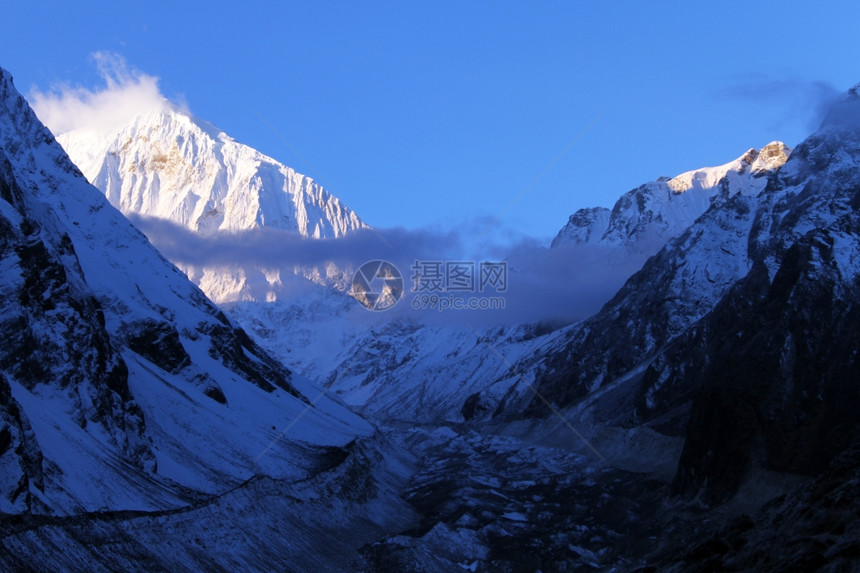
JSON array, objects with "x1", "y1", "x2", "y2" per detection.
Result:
[
  {"x1": 30, "y1": 52, "x2": 168, "y2": 135},
  {"x1": 132, "y1": 215, "x2": 647, "y2": 326}
]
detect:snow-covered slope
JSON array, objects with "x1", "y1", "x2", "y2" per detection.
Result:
[
  {"x1": 0, "y1": 66, "x2": 372, "y2": 516},
  {"x1": 53, "y1": 101, "x2": 366, "y2": 303},
  {"x1": 57, "y1": 104, "x2": 363, "y2": 238}
]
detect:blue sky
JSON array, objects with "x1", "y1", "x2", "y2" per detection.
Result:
[{"x1": 2, "y1": 1, "x2": 859, "y2": 241}]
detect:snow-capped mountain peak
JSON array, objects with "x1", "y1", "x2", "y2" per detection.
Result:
[
  {"x1": 749, "y1": 140, "x2": 791, "y2": 173},
  {"x1": 55, "y1": 102, "x2": 365, "y2": 239},
  {"x1": 552, "y1": 141, "x2": 790, "y2": 252},
  {"x1": 665, "y1": 141, "x2": 789, "y2": 194}
]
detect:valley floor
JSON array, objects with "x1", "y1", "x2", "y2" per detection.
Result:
[{"x1": 7, "y1": 418, "x2": 844, "y2": 572}]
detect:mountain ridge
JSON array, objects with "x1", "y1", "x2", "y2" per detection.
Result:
[
  {"x1": 56, "y1": 102, "x2": 366, "y2": 238},
  {"x1": 552, "y1": 141, "x2": 790, "y2": 252}
]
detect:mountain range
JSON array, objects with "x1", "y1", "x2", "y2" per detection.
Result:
[{"x1": 3, "y1": 61, "x2": 859, "y2": 570}]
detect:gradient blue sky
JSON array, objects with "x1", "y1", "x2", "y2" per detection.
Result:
[{"x1": 2, "y1": 1, "x2": 859, "y2": 241}]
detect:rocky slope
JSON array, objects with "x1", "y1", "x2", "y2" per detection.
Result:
[{"x1": 512, "y1": 86, "x2": 860, "y2": 506}]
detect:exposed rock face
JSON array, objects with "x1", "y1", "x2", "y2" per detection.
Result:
[
  {"x1": 122, "y1": 318, "x2": 192, "y2": 374},
  {"x1": 670, "y1": 125, "x2": 860, "y2": 503},
  {"x1": 655, "y1": 447, "x2": 860, "y2": 571}
]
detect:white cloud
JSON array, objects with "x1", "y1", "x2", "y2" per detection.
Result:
[{"x1": 29, "y1": 52, "x2": 168, "y2": 135}]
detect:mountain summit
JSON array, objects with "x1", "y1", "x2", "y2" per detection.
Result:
[
  {"x1": 56, "y1": 102, "x2": 364, "y2": 238},
  {"x1": 552, "y1": 141, "x2": 791, "y2": 252}
]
